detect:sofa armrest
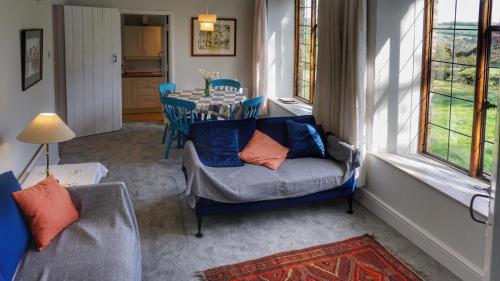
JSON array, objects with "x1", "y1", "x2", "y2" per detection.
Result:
[
  {"x1": 183, "y1": 141, "x2": 204, "y2": 170},
  {"x1": 324, "y1": 133, "x2": 361, "y2": 169},
  {"x1": 67, "y1": 182, "x2": 139, "y2": 230}
]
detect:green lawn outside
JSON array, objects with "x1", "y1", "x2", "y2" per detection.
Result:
[{"x1": 427, "y1": 79, "x2": 499, "y2": 174}]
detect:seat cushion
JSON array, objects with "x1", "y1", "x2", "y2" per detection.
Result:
[
  {"x1": 12, "y1": 176, "x2": 79, "y2": 251},
  {"x1": 14, "y1": 183, "x2": 141, "y2": 281},
  {"x1": 189, "y1": 118, "x2": 256, "y2": 151},
  {"x1": 0, "y1": 171, "x2": 29, "y2": 281},
  {"x1": 240, "y1": 130, "x2": 289, "y2": 170},
  {"x1": 191, "y1": 127, "x2": 243, "y2": 167},
  {"x1": 256, "y1": 115, "x2": 318, "y2": 146},
  {"x1": 183, "y1": 140, "x2": 354, "y2": 206},
  {"x1": 287, "y1": 120, "x2": 326, "y2": 159}
]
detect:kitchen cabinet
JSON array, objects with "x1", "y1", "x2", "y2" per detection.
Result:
[
  {"x1": 122, "y1": 77, "x2": 163, "y2": 113},
  {"x1": 123, "y1": 26, "x2": 143, "y2": 57},
  {"x1": 123, "y1": 78, "x2": 138, "y2": 109},
  {"x1": 123, "y1": 26, "x2": 161, "y2": 58},
  {"x1": 142, "y1": 27, "x2": 162, "y2": 57}
]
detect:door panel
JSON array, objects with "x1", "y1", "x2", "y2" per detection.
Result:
[
  {"x1": 64, "y1": 6, "x2": 122, "y2": 137},
  {"x1": 142, "y1": 26, "x2": 161, "y2": 57},
  {"x1": 123, "y1": 26, "x2": 142, "y2": 57}
]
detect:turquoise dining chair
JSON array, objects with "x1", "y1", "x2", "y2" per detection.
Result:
[
  {"x1": 231, "y1": 96, "x2": 263, "y2": 120},
  {"x1": 160, "y1": 96, "x2": 196, "y2": 159},
  {"x1": 210, "y1": 79, "x2": 241, "y2": 92},
  {"x1": 159, "y1": 83, "x2": 177, "y2": 144}
]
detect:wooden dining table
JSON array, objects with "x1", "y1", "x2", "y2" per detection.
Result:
[{"x1": 169, "y1": 89, "x2": 246, "y2": 120}]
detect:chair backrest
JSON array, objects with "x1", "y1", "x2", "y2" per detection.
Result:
[
  {"x1": 159, "y1": 83, "x2": 176, "y2": 98},
  {"x1": 160, "y1": 96, "x2": 196, "y2": 132},
  {"x1": 210, "y1": 79, "x2": 241, "y2": 92},
  {"x1": 238, "y1": 96, "x2": 263, "y2": 120}
]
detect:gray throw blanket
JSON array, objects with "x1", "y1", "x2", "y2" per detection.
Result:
[
  {"x1": 14, "y1": 183, "x2": 142, "y2": 281},
  {"x1": 183, "y1": 138, "x2": 358, "y2": 208}
]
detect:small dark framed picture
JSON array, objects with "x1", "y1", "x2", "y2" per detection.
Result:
[{"x1": 21, "y1": 29, "x2": 43, "y2": 91}]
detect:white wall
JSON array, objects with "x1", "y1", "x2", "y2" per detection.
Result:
[
  {"x1": 362, "y1": 0, "x2": 487, "y2": 280},
  {"x1": 0, "y1": 1, "x2": 58, "y2": 177},
  {"x1": 267, "y1": 0, "x2": 295, "y2": 99},
  {"x1": 62, "y1": 0, "x2": 255, "y2": 95}
]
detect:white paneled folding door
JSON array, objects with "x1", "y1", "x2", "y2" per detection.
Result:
[{"x1": 64, "y1": 6, "x2": 122, "y2": 137}]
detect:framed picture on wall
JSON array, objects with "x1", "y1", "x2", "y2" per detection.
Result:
[
  {"x1": 21, "y1": 29, "x2": 43, "y2": 91},
  {"x1": 191, "y1": 18, "x2": 236, "y2": 56}
]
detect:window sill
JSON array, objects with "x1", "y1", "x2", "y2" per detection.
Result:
[
  {"x1": 370, "y1": 152, "x2": 490, "y2": 218},
  {"x1": 268, "y1": 97, "x2": 313, "y2": 116}
]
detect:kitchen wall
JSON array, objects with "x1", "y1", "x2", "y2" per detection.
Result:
[
  {"x1": 361, "y1": 0, "x2": 487, "y2": 280},
  {"x1": 61, "y1": 0, "x2": 255, "y2": 95},
  {"x1": 0, "y1": 0, "x2": 58, "y2": 177}
]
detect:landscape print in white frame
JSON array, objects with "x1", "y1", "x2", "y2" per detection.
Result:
[{"x1": 191, "y1": 18, "x2": 236, "y2": 57}]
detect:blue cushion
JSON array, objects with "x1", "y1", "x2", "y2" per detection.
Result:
[
  {"x1": 287, "y1": 120, "x2": 326, "y2": 159},
  {"x1": 191, "y1": 127, "x2": 244, "y2": 167},
  {"x1": 189, "y1": 118, "x2": 256, "y2": 151},
  {"x1": 256, "y1": 115, "x2": 318, "y2": 146},
  {"x1": 0, "y1": 171, "x2": 30, "y2": 281}
]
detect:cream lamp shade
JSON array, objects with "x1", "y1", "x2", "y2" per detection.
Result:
[
  {"x1": 17, "y1": 113, "x2": 75, "y2": 144},
  {"x1": 198, "y1": 1, "x2": 217, "y2": 32}
]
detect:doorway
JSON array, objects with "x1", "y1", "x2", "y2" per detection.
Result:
[{"x1": 121, "y1": 13, "x2": 170, "y2": 123}]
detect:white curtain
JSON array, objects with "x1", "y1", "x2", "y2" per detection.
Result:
[
  {"x1": 313, "y1": 0, "x2": 367, "y2": 184},
  {"x1": 252, "y1": 0, "x2": 268, "y2": 114}
]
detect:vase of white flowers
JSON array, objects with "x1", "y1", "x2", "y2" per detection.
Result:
[{"x1": 199, "y1": 69, "x2": 219, "y2": 97}]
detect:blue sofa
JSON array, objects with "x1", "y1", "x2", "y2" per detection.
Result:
[
  {"x1": 182, "y1": 115, "x2": 358, "y2": 238},
  {"x1": 0, "y1": 171, "x2": 142, "y2": 281}
]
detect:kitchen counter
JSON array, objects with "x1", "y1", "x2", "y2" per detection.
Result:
[{"x1": 122, "y1": 72, "x2": 163, "y2": 78}]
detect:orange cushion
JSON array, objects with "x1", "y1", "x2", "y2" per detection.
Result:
[
  {"x1": 240, "y1": 130, "x2": 289, "y2": 170},
  {"x1": 12, "y1": 176, "x2": 79, "y2": 251}
]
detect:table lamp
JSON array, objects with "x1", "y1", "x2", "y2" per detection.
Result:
[{"x1": 17, "y1": 113, "x2": 75, "y2": 177}]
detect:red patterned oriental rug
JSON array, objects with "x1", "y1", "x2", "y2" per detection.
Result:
[{"x1": 200, "y1": 235, "x2": 424, "y2": 281}]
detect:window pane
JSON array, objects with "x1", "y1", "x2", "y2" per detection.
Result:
[
  {"x1": 429, "y1": 93, "x2": 451, "y2": 128},
  {"x1": 455, "y1": 0, "x2": 480, "y2": 30},
  {"x1": 491, "y1": 33, "x2": 500, "y2": 68},
  {"x1": 432, "y1": 29, "x2": 453, "y2": 62},
  {"x1": 453, "y1": 30, "x2": 478, "y2": 65},
  {"x1": 427, "y1": 124, "x2": 449, "y2": 160},
  {"x1": 433, "y1": 0, "x2": 456, "y2": 29},
  {"x1": 430, "y1": 62, "x2": 452, "y2": 95},
  {"x1": 485, "y1": 107, "x2": 497, "y2": 143},
  {"x1": 450, "y1": 99, "x2": 474, "y2": 136},
  {"x1": 493, "y1": 0, "x2": 500, "y2": 26},
  {"x1": 483, "y1": 142, "x2": 495, "y2": 175},
  {"x1": 295, "y1": 0, "x2": 316, "y2": 103},
  {"x1": 452, "y1": 65, "x2": 476, "y2": 101},
  {"x1": 299, "y1": 26, "x2": 305, "y2": 44},
  {"x1": 448, "y1": 132, "x2": 471, "y2": 169},
  {"x1": 302, "y1": 82, "x2": 310, "y2": 100},
  {"x1": 487, "y1": 67, "x2": 500, "y2": 143}
]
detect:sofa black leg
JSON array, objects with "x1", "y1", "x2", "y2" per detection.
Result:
[
  {"x1": 195, "y1": 216, "x2": 203, "y2": 238},
  {"x1": 347, "y1": 196, "x2": 354, "y2": 214}
]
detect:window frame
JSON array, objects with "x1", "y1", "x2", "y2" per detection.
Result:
[
  {"x1": 418, "y1": 0, "x2": 495, "y2": 180},
  {"x1": 293, "y1": 0, "x2": 318, "y2": 104}
]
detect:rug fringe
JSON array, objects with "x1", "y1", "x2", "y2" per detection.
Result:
[{"x1": 196, "y1": 271, "x2": 208, "y2": 281}]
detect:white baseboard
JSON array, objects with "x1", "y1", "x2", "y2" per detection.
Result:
[{"x1": 355, "y1": 188, "x2": 483, "y2": 281}]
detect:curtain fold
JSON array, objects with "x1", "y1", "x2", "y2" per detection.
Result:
[
  {"x1": 252, "y1": 0, "x2": 268, "y2": 114},
  {"x1": 313, "y1": 0, "x2": 367, "y2": 147},
  {"x1": 313, "y1": 0, "x2": 367, "y2": 185}
]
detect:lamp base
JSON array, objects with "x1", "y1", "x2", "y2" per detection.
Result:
[{"x1": 45, "y1": 143, "x2": 50, "y2": 177}]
